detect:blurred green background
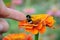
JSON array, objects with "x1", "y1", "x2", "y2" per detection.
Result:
[{"x1": 3, "y1": 0, "x2": 60, "y2": 40}]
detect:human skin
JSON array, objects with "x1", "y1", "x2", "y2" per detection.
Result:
[
  {"x1": 0, "y1": 0, "x2": 26, "y2": 38},
  {"x1": 0, "y1": 0, "x2": 26, "y2": 21}
]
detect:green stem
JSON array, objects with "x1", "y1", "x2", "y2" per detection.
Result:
[{"x1": 35, "y1": 33, "x2": 39, "y2": 40}]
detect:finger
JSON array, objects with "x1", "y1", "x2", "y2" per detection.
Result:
[
  {"x1": 1, "y1": 8, "x2": 26, "y2": 21},
  {"x1": 0, "y1": 0, "x2": 26, "y2": 21},
  {"x1": 0, "y1": 18, "x2": 9, "y2": 33},
  {"x1": 7, "y1": 8, "x2": 26, "y2": 21}
]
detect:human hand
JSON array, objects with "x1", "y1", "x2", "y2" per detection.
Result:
[{"x1": 0, "y1": 0, "x2": 26, "y2": 37}]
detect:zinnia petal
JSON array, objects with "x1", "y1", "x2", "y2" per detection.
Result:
[
  {"x1": 37, "y1": 23, "x2": 43, "y2": 29},
  {"x1": 31, "y1": 28, "x2": 38, "y2": 34},
  {"x1": 25, "y1": 28, "x2": 32, "y2": 32},
  {"x1": 39, "y1": 26, "x2": 46, "y2": 34}
]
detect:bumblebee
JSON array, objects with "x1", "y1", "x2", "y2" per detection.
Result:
[{"x1": 26, "y1": 15, "x2": 33, "y2": 24}]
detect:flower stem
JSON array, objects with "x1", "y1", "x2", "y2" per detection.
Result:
[{"x1": 35, "y1": 33, "x2": 39, "y2": 40}]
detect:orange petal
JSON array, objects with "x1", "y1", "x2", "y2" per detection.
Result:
[
  {"x1": 18, "y1": 20, "x2": 27, "y2": 26},
  {"x1": 18, "y1": 22, "x2": 25, "y2": 26},
  {"x1": 46, "y1": 16, "x2": 55, "y2": 28},
  {"x1": 18, "y1": 33, "x2": 26, "y2": 39},
  {"x1": 3, "y1": 37, "x2": 11, "y2": 40},
  {"x1": 26, "y1": 34, "x2": 33, "y2": 40},
  {"x1": 31, "y1": 28, "x2": 38, "y2": 34},
  {"x1": 25, "y1": 25, "x2": 33, "y2": 29},
  {"x1": 25, "y1": 28, "x2": 32, "y2": 32},
  {"x1": 39, "y1": 26, "x2": 46, "y2": 34},
  {"x1": 37, "y1": 23, "x2": 43, "y2": 29}
]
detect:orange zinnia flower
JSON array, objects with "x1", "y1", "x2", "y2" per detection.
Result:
[
  {"x1": 3, "y1": 33, "x2": 32, "y2": 40},
  {"x1": 18, "y1": 14, "x2": 55, "y2": 34}
]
